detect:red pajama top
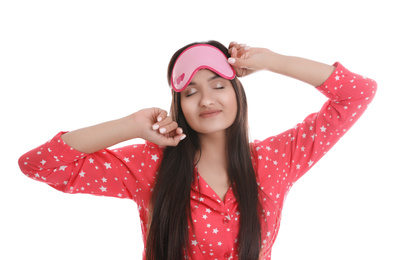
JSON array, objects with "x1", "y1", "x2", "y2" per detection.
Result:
[{"x1": 18, "y1": 62, "x2": 377, "y2": 259}]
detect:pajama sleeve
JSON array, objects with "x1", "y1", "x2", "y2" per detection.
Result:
[
  {"x1": 18, "y1": 132, "x2": 163, "y2": 204},
  {"x1": 252, "y1": 62, "x2": 377, "y2": 197}
]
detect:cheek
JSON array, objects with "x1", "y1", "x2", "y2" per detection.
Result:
[
  {"x1": 180, "y1": 100, "x2": 194, "y2": 124},
  {"x1": 227, "y1": 93, "x2": 238, "y2": 120}
]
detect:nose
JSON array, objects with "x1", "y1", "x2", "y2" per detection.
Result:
[{"x1": 199, "y1": 89, "x2": 214, "y2": 107}]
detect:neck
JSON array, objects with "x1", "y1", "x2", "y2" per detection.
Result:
[{"x1": 197, "y1": 131, "x2": 227, "y2": 165}]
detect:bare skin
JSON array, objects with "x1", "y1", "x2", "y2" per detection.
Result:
[{"x1": 61, "y1": 42, "x2": 335, "y2": 201}]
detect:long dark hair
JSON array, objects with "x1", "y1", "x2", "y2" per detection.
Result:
[{"x1": 146, "y1": 40, "x2": 263, "y2": 259}]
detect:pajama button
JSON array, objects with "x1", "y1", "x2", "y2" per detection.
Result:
[
  {"x1": 223, "y1": 217, "x2": 229, "y2": 224},
  {"x1": 224, "y1": 252, "x2": 231, "y2": 258}
]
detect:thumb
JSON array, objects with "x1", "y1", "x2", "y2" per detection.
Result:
[{"x1": 158, "y1": 133, "x2": 187, "y2": 147}]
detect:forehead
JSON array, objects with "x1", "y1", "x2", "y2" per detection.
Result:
[{"x1": 185, "y1": 70, "x2": 225, "y2": 89}]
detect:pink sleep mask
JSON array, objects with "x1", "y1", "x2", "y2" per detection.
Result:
[{"x1": 171, "y1": 44, "x2": 236, "y2": 92}]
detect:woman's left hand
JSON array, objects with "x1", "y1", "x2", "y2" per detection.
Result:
[{"x1": 227, "y1": 42, "x2": 274, "y2": 77}]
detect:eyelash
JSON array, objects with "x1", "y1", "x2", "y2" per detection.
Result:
[{"x1": 185, "y1": 85, "x2": 225, "y2": 97}]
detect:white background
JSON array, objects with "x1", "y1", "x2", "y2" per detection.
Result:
[{"x1": 1, "y1": 0, "x2": 394, "y2": 259}]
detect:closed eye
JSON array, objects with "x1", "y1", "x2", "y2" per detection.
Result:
[
  {"x1": 214, "y1": 82, "x2": 226, "y2": 89},
  {"x1": 185, "y1": 90, "x2": 197, "y2": 97}
]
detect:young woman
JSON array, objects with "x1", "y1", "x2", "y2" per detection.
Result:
[{"x1": 18, "y1": 40, "x2": 377, "y2": 260}]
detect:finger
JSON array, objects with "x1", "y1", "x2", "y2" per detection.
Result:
[
  {"x1": 229, "y1": 52, "x2": 254, "y2": 69},
  {"x1": 228, "y1": 57, "x2": 249, "y2": 68},
  {"x1": 166, "y1": 127, "x2": 184, "y2": 138},
  {"x1": 155, "y1": 109, "x2": 168, "y2": 123},
  {"x1": 235, "y1": 45, "x2": 251, "y2": 59},
  {"x1": 163, "y1": 134, "x2": 187, "y2": 146},
  {"x1": 232, "y1": 43, "x2": 246, "y2": 52},
  {"x1": 230, "y1": 46, "x2": 237, "y2": 58},
  {"x1": 228, "y1": 42, "x2": 239, "y2": 56},
  {"x1": 158, "y1": 121, "x2": 179, "y2": 135},
  {"x1": 228, "y1": 41, "x2": 238, "y2": 52},
  {"x1": 152, "y1": 115, "x2": 172, "y2": 130}
]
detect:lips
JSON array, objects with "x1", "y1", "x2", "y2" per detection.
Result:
[{"x1": 199, "y1": 109, "x2": 222, "y2": 118}]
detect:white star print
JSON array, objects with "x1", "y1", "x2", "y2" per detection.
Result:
[
  {"x1": 17, "y1": 65, "x2": 376, "y2": 260},
  {"x1": 59, "y1": 165, "x2": 67, "y2": 171},
  {"x1": 151, "y1": 154, "x2": 159, "y2": 162},
  {"x1": 308, "y1": 160, "x2": 314, "y2": 167}
]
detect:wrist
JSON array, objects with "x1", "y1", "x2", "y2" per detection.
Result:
[{"x1": 119, "y1": 114, "x2": 141, "y2": 140}]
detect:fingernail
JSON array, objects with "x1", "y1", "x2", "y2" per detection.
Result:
[
  {"x1": 231, "y1": 41, "x2": 237, "y2": 45},
  {"x1": 159, "y1": 128, "x2": 166, "y2": 134},
  {"x1": 152, "y1": 124, "x2": 159, "y2": 130},
  {"x1": 157, "y1": 116, "x2": 162, "y2": 122},
  {"x1": 180, "y1": 134, "x2": 186, "y2": 141},
  {"x1": 244, "y1": 46, "x2": 251, "y2": 50},
  {"x1": 228, "y1": 58, "x2": 235, "y2": 64},
  {"x1": 240, "y1": 44, "x2": 246, "y2": 48}
]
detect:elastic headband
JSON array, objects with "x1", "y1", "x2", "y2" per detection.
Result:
[{"x1": 171, "y1": 44, "x2": 236, "y2": 92}]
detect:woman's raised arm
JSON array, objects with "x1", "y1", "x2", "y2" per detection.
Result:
[
  {"x1": 61, "y1": 108, "x2": 186, "y2": 154},
  {"x1": 227, "y1": 42, "x2": 335, "y2": 87}
]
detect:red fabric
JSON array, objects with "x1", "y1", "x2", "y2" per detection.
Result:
[{"x1": 18, "y1": 62, "x2": 376, "y2": 259}]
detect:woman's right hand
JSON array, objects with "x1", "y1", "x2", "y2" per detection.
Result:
[
  {"x1": 227, "y1": 42, "x2": 275, "y2": 77},
  {"x1": 129, "y1": 108, "x2": 186, "y2": 147}
]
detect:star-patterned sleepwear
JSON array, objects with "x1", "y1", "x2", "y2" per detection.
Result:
[{"x1": 19, "y1": 62, "x2": 376, "y2": 259}]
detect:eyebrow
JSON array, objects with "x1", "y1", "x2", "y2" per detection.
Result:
[{"x1": 188, "y1": 74, "x2": 221, "y2": 86}]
